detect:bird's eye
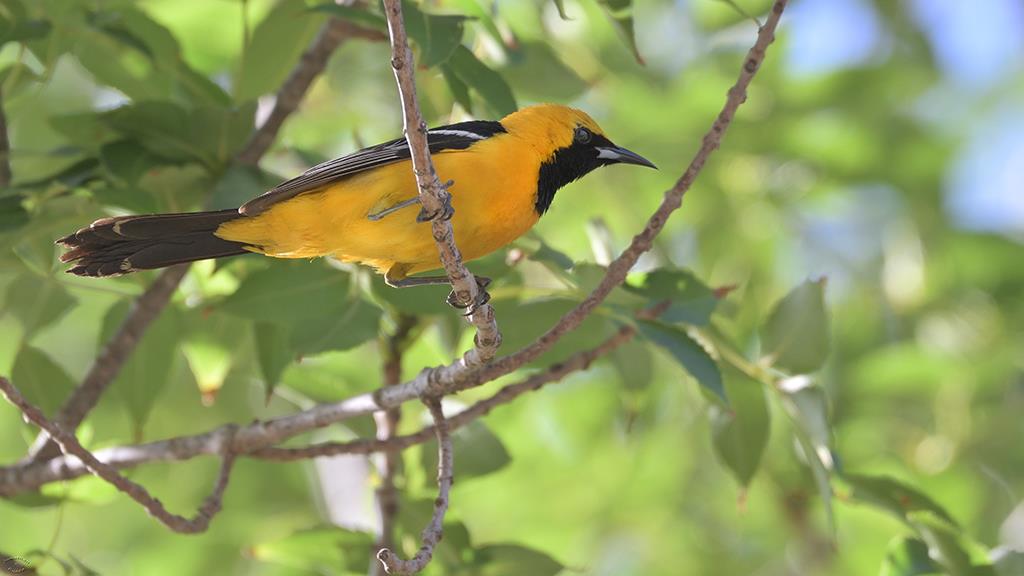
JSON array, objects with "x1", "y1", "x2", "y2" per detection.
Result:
[{"x1": 574, "y1": 126, "x2": 592, "y2": 144}]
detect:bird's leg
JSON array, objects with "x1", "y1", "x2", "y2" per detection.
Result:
[
  {"x1": 415, "y1": 180, "x2": 455, "y2": 223},
  {"x1": 385, "y1": 269, "x2": 492, "y2": 315},
  {"x1": 367, "y1": 197, "x2": 421, "y2": 221}
]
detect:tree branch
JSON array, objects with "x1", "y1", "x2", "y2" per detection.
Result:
[
  {"x1": 0, "y1": 320, "x2": 638, "y2": 494},
  {"x1": 376, "y1": 399, "x2": 452, "y2": 575},
  {"x1": 380, "y1": 0, "x2": 502, "y2": 375},
  {"x1": 1, "y1": 378, "x2": 237, "y2": 534},
  {"x1": 25, "y1": 16, "x2": 375, "y2": 463}
]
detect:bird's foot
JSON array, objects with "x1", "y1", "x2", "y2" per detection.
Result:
[
  {"x1": 416, "y1": 182, "x2": 455, "y2": 223},
  {"x1": 446, "y1": 276, "x2": 492, "y2": 315}
]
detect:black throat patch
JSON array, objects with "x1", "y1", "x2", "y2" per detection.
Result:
[{"x1": 534, "y1": 135, "x2": 612, "y2": 216}]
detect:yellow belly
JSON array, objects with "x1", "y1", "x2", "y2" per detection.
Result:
[{"x1": 214, "y1": 137, "x2": 541, "y2": 278}]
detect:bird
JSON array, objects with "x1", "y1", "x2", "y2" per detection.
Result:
[{"x1": 57, "y1": 104, "x2": 655, "y2": 304}]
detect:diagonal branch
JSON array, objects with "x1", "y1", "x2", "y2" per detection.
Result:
[
  {"x1": 376, "y1": 399, "x2": 452, "y2": 575},
  {"x1": 1, "y1": 377, "x2": 237, "y2": 534},
  {"x1": 26, "y1": 16, "x2": 376, "y2": 464},
  {"x1": 380, "y1": 0, "x2": 502, "y2": 376}
]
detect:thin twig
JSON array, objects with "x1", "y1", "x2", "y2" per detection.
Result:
[
  {"x1": 372, "y1": 315, "x2": 417, "y2": 576},
  {"x1": 376, "y1": 399, "x2": 452, "y2": 575},
  {"x1": 25, "y1": 16, "x2": 379, "y2": 463},
  {"x1": 0, "y1": 86, "x2": 11, "y2": 188},
  {"x1": 380, "y1": 0, "x2": 502, "y2": 377},
  {"x1": 1, "y1": 378, "x2": 237, "y2": 534}
]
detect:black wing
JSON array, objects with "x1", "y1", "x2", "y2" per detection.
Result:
[{"x1": 239, "y1": 120, "x2": 507, "y2": 215}]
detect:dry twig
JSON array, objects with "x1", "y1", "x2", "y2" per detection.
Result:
[
  {"x1": 1, "y1": 378, "x2": 237, "y2": 534},
  {"x1": 375, "y1": 399, "x2": 453, "y2": 575}
]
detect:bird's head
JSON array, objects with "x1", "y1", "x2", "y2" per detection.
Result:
[{"x1": 500, "y1": 104, "x2": 656, "y2": 215}]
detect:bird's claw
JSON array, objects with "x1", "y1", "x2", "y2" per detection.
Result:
[
  {"x1": 416, "y1": 186, "x2": 455, "y2": 223},
  {"x1": 446, "y1": 276, "x2": 492, "y2": 315}
]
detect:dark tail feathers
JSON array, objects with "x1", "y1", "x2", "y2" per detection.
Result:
[{"x1": 58, "y1": 209, "x2": 249, "y2": 277}]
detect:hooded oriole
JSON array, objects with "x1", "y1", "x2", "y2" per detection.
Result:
[{"x1": 58, "y1": 104, "x2": 654, "y2": 290}]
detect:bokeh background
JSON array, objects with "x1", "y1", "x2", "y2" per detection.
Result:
[{"x1": 0, "y1": 0, "x2": 1022, "y2": 574}]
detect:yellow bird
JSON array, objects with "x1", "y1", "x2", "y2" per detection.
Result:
[{"x1": 58, "y1": 104, "x2": 654, "y2": 298}]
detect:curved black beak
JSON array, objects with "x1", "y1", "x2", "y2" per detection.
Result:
[{"x1": 596, "y1": 145, "x2": 657, "y2": 169}]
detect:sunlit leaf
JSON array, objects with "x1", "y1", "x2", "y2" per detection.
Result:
[
  {"x1": 760, "y1": 279, "x2": 830, "y2": 374},
  {"x1": 779, "y1": 375, "x2": 835, "y2": 533}
]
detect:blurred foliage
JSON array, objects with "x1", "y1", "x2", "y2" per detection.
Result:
[{"x1": 0, "y1": 0, "x2": 1022, "y2": 575}]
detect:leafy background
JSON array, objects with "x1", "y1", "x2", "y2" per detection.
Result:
[{"x1": 1, "y1": 0, "x2": 1023, "y2": 575}]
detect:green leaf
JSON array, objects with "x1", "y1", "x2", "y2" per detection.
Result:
[
  {"x1": 502, "y1": 42, "x2": 588, "y2": 102},
  {"x1": 496, "y1": 297, "x2": 615, "y2": 368},
  {"x1": 907, "y1": 511, "x2": 997, "y2": 576},
  {"x1": 422, "y1": 420, "x2": 511, "y2": 481},
  {"x1": 11, "y1": 345, "x2": 74, "y2": 417},
  {"x1": 626, "y1": 268, "x2": 720, "y2": 326},
  {"x1": 0, "y1": 194, "x2": 28, "y2": 233},
  {"x1": 100, "y1": 301, "x2": 182, "y2": 436},
  {"x1": 289, "y1": 295, "x2": 381, "y2": 356},
  {"x1": 880, "y1": 537, "x2": 943, "y2": 576},
  {"x1": 220, "y1": 263, "x2": 351, "y2": 325},
  {"x1": 254, "y1": 322, "x2": 291, "y2": 399},
  {"x1": 638, "y1": 320, "x2": 726, "y2": 404},
  {"x1": 596, "y1": 0, "x2": 643, "y2": 65},
  {"x1": 0, "y1": 14, "x2": 50, "y2": 45},
  {"x1": 447, "y1": 46, "x2": 517, "y2": 117},
  {"x1": 710, "y1": 373, "x2": 770, "y2": 487},
  {"x1": 441, "y1": 63, "x2": 473, "y2": 112},
  {"x1": 403, "y1": 1, "x2": 467, "y2": 68},
  {"x1": 221, "y1": 262, "x2": 380, "y2": 356},
  {"x1": 610, "y1": 338, "x2": 653, "y2": 390},
  {"x1": 779, "y1": 376, "x2": 835, "y2": 533},
  {"x1": 0, "y1": 62, "x2": 42, "y2": 98},
  {"x1": 100, "y1": 140, "x2": 167, "y2": 186},
  {"x1": 995, "y1": 550, "x2": 1024, "y2": 576},
  {"x1": 307, "y1": 4, "x2": 387, "y2": 30},
  {"x1": 236, "y1": 0, "x2": 324, "y2": 102},
  {"x1": 760, "y1": 278, "x2": 830, "y2": 374},
  {"x1": 251, "y1": 526, "x2": 373, "y2": 574},
  {"x1": 472, "y1": 544, "x2": 563, "y2": 576},
  {"x1": 3, "y1": 274, "x2": 76, "y2": 340},
  {"x1": 209, "y1": 163, "x2": 281, "y2": 212},
  {"x1": 845, "y1": 473, "x2": 957, "y2": 526}
]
